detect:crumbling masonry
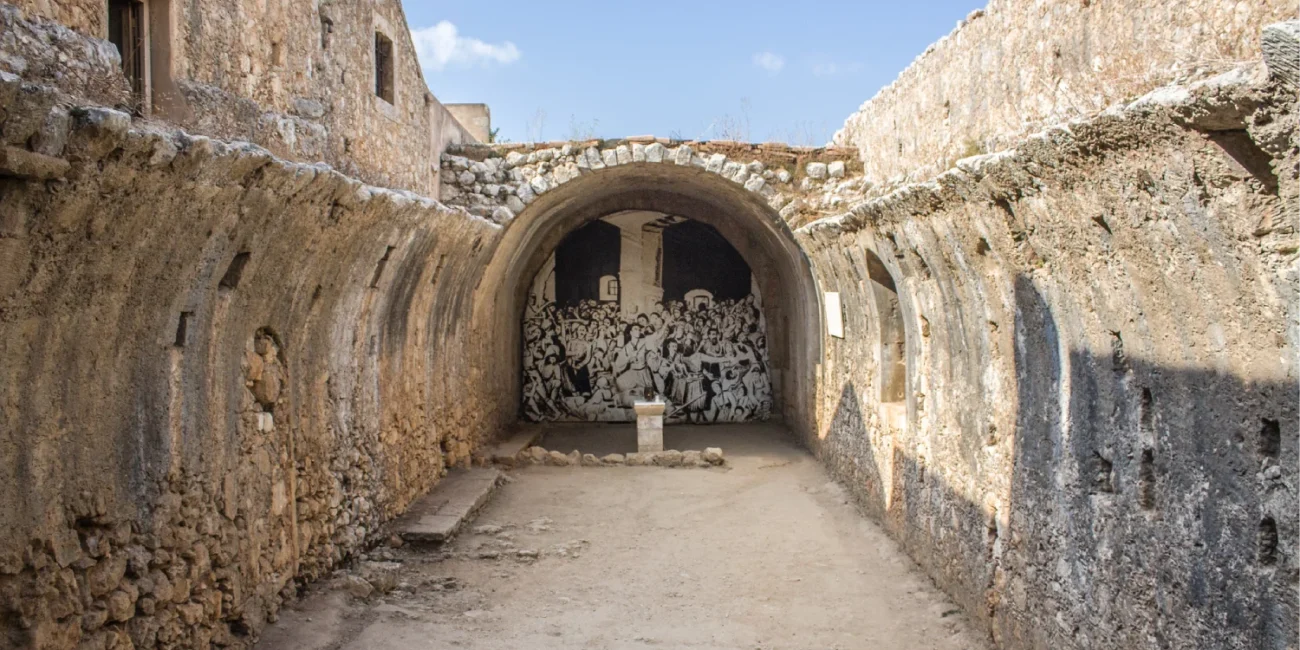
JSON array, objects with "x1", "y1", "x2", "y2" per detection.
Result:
[{"x1": 0, "y1": 1, "x2": 1296, "y2": 649}]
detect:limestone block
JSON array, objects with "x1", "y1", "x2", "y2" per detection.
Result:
[
  {"x1": 634, "y1": 401, "x2": 666, "y2": 452},
  {"x1": 632, "y1": 143, "x2": 646, "y2": 162},
  {"x1": 615, "y1": 145, "x2": 632, "y2": 165},
  {"x1": 729, "y1": 164, "x2": 750, "y2": 183},
  {"x1": 66, "y1": 107, "x2": 130, "y2": 161},
  {"x1": 601, "y1": 149, "x2": 618, "y2": 167},
  {"x1": 30, "y1": 105, "x2": 70, "y2": 157},
  {"x1": 0, "y1": 70, "x2": 19, "y2": 115},
  {"x1": 654, "y1": 450, "x2": 683, "y2": 467},
  {"x1": 0, "y1": 145, "x2": 69, "y2": 179},
  {"x1": 106, "y1": 589, "x2": 135, "y2": 622},
  {"x1": 645, "y1": 142, "x2": 666, "y2": 163},
  {"x1": 806, "y1": 162, "x2": 828, "y2": 179},
  {"x1": 1263, "y1": 21, "x2": 1300, "y2": 88},
  {"x1": 340, "y1": 575, "x2": 374, "y2": 599},
  {"x1": 828, "y1": 161, "x2": 846, "y2": 178},
  {"x1": 706, "y1": 153, "x2": 727, "y2": 173},
  {"x1": 674, "y1": 145, "x2": 693, "y2": 165},
  {"x1": 291, "y1": 98, "x2": 327, "y2": 119},
  {"x1": 517, "y1": 182, "x2": 536, "y2": 204}
]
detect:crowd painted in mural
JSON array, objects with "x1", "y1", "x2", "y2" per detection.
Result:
[
  {"x1": 522, "y1": 295, "x2": 772, "y2": 423},
  {"x1": 522, "y1": 211, "x2": 774, "y2": 423}
]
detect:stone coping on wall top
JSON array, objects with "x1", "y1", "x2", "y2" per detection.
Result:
[
  {"x1": 797, "y1": 62, "x2": 1281, "y2": 242},
  {"x1": 0, "y1": 70, "x2": 502, "y2": 230},
  {"x1": 446, "y1": 139, "x2": 860, "y2": 162}
]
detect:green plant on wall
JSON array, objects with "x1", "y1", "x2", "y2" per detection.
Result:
[{"x1": 959, "y1": 137, "x2": 985, "y2": 159}]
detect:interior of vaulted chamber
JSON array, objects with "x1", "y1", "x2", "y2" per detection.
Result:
[{"x1": 522, "y1": 211, "x2": 774, "y2": 425}]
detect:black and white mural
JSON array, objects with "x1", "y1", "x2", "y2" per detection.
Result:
[{"x1": 522, "y1": 211, "x2": 772, "y2": 423}]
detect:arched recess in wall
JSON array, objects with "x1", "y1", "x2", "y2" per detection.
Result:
[
  {"x1": 472, "y1": 163, "x2": 823, "y2": 439},
  {"x1": 863, "y1": 248, "x2": 906, "y2": 406}
]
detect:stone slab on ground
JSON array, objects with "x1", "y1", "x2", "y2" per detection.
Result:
[
  {"x1": 490, "y1": 428, "x2": 542, "y2": 466},
  {"x1": 390, "y1": 468, "x2": 502, "y2": 543}
]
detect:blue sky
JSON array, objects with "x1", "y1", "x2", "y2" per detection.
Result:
[{"x1": 403, "y1": 1, "x2": 985, "y2": 145}]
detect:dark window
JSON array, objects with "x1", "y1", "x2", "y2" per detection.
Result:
[
  {"x1": 107, "y1": 0, "x2": 145, "y2": 101},
  {"x1": 375, "y1": 31, "x2": 394, "y2": 103}
]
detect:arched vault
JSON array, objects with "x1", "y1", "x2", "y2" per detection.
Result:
[{"x1": 472, "y1": 162, "x2": 823, "y2": 437}]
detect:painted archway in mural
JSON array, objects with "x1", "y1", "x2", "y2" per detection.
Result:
[{"x1": 522, "y1": 210, "x2": 772, "y2": 423}]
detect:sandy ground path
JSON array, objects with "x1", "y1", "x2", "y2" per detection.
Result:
[{"x1": 256, "y1": 424, "x2": 989, "y2": 650}]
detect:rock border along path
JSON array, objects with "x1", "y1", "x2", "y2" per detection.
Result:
[{"x1": 512, "y1": 445, "x2": 726, "y2": 468}]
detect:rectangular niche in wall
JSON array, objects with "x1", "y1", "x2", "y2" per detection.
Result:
[{"x1": 522, "y1": 212, "x2": 772, "y2": 425}]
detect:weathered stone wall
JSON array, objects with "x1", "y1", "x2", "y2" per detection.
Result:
[
  {"x1": 804, "y1": 65, "x2": 1297, "y2": 650},
  {"x1": 834, "y1": 0, "x2": 1295, "y2": 191},
  {"x1": 5, "y1": 0, "x2": 98, "y2": 35},
  {"x1": 438, "y1": 138, "x2": 864, "y2": 229},
  {"x1": 3, "y1": 0, "x2": 477, "y2": 195},
  {"x1": 0, "y1": 78, "x2": 503, "y2": 647}
]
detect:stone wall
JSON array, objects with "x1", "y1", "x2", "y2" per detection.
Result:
[
  {"x1": 834, "y1": 0, "x2": 1296, "y2": 191},
  {"x1": 438, "y1": 138, "x2": 864, "y2": 228},
  {"x1": 0, "y1": 78, "x2": 504, "y2": 647},
  {"x1": 803, "y1": 64, "x2": 1297, "y2": 650},
  {"x1": 3, "y1": 0, "x2": 478, "y2": 195}
]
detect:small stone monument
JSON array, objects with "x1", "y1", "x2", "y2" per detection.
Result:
[{"x1": 633, "y1": 390, "x2": 666, "y2": 453}]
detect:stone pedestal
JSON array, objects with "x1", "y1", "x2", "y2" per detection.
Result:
[{"x1": 633, "y1": 400, "x2": 665, "y2": 452}]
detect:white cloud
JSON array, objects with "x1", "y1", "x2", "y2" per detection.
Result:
[
  {"x1": 752, "y1": 51, "x2": 785, "y2": 74},
  {"x1": 410, "y1": 21, "x2": 521, "y2": 72}
]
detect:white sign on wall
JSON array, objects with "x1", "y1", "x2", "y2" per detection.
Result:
[{"x1": 825, "y1": 292, "x2": 844, "y2": 338}]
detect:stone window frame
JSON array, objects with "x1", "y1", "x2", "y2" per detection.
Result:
[
  {"x1": 104, "y1": 0, "x2": 184, "y2": 120},
  {"x1": 106, "y1": 0, "x2": 151, "y2": 113},
  {"x1": 372, "y1": 13, "x2": 398, "y2": 115}
]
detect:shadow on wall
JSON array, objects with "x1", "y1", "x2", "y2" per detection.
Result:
[{"x1": 828, "y1": 275, "x2": 1296, "y2": 650}]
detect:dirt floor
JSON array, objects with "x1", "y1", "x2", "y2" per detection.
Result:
[{"x1": 256, "y1": 423, "x2": 989, "y2": 650}]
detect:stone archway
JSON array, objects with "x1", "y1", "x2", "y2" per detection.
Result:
[{"x1": 469, "y1": 161, "x2": 824, "y2": 443}]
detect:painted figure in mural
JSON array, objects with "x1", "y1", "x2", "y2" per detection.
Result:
[
  {"x1": 521, "y1": 214, "x2": 773, "y2": 423},
  {"x1": 522, "y1": 292, "x2": 771, "y2": 423},
  {"x1": 613, "y1": 323, "x2": 667, "y2": 406}
]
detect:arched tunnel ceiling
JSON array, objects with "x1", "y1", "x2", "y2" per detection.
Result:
[{"x1": 473, "y1": 162, "x2": 824, "y2": 432}]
